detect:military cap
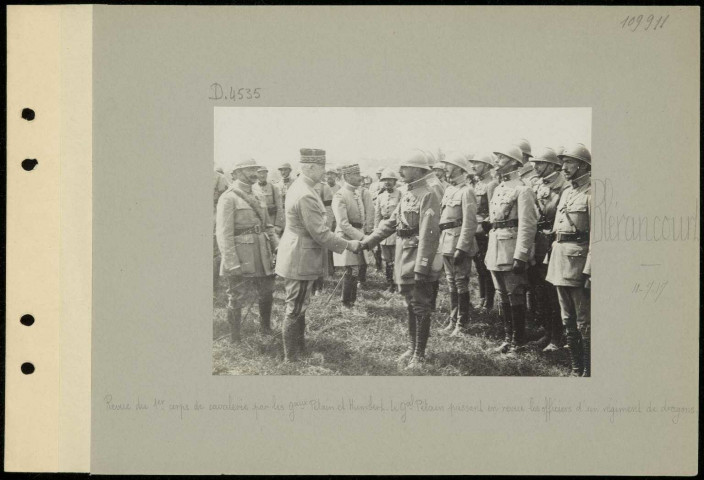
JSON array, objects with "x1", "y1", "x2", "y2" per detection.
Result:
[
  {"x1": 513, "y1": 138, "x2": 533, "y2": 158},
  {"x1": 340, "y1": 163, "x2": 361, "y2": 175},
  {"x1": 400, "y1": 151, "x2": 431, "y2": 170},
  {"x1": 471, "y1": 152, "x2": 496, "y2": 166},
  {"x1": 443, "y1": 151, "x2": 472, "y2": 173},
  {"x1": 278, "y1": 162, "x2": 293, "y2": 170},
  {"x1": 326, "y1": 167, "x2": 339, "y2": 176},
  {"x1": 257, "y1": 166, "x2": 269, "y2": 172},
  {"x1": 493, "y1": 145, "x2": 525, "y2": 165},
  {"x1": 231, "y1": 156, "x2": 259, "y2": 172},
  {"x1": 559, "y1": 143, "x2": 591, "y2": 165},
  {"x1": 299, "y1": 148, "x2": 326, "y2": 165},
  {"x1": 379, "y1": 168, "x2": 399, "y2": 181},
  {"x1": 531, "y1": 146, "x2": 561, "y2": 165}
]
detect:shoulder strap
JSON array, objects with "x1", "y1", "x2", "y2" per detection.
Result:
[{"x1": 230, "y1": 186, "x2": 266, "y2": 226}]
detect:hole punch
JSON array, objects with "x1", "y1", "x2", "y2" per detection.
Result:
[
  {"x1": 21, "y1": 363, "x2": 35, "y2": 375},
  {"x1": 21, "y1": 108, "x2": 35, "y2": 121},
  {"x1": 22, "y1": 159, "x2": 38, "y2": 171},
  {"x1": 20, "y1": 314, "x2": 35, "y2": 326}
]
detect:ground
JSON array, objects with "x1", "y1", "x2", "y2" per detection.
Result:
[{"x1": 213, "y1": 266, "x2": 572, "y2": 376}]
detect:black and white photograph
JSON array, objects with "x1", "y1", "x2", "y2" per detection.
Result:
[{"x1": 212, "y1": 107, "x2": 592, "y2": 376}]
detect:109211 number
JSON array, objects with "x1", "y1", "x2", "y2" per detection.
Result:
[
  {"x1": 209, "y1": 83, "x2": 261, "y2": 101},
  {"x1": 620, "y1": 14, "x2": 669, "y2": 32}
]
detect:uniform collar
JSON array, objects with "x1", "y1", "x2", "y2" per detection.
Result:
[
  {"x1": 406, "y1": 175, "x2": 429, "y2": 191},
  {"x1": 479, "y1": 171, "x2": 494, "y2": 182},
  {"x1": 300, "y1": 174, "x2": 317, "y2": 188},
  {"x1": 342, "y1": 181, "x2": 357, "y2": 192},
  {"x1": 500, "y1": 170, "x2": 521, "y2": 183},
  {"x1": 570, "y1": 173, "x2": 591, "y2": 189},
  {"x1": 281, "y1": 177, "x2": 291, "y2": 184},
  {"x1": 235, "y1": 179, "x2": 253, "y2": 193}
]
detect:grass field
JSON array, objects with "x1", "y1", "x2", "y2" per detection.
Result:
[{"x1": 213, "y1": 266, "x2": 572, "y2": 376}]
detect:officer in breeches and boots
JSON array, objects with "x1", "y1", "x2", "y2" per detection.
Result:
[
  {"x1": 215, "y1": 157, "x2": 280, "y2": 342},
  {"x1": 468, "y1": 152, "x2": 499, "y2": 314},
  {"x1": 437, "y1": 152, "x2": 478, "y2": 336},
  {"x1": 374, "y1": 168, "x2": 402, "y2": 293},
  {"x1": 485, "y1": 145, "x2": 539, "y2": 354},
  {"x1": 275, "y1": 149, "x2": 362, "y2": 362},
  {"x1": 253, "y1": 166, "x2": 285, "y2": 236},
  {"x1": 525, "y1": 147, "x2": 569, "y2": 352},
  {"x1": 546, "y1": 143, "x2": 592, "y2": 376},
  {"x1": 361, "y1": 151, "x2": 442, "y2": 369},
  {"x1": 332, "y1": 163, "x2": 373, "y2": 307}
]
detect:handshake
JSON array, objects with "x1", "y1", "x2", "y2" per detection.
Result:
[{"x1": 346, "y1": 238, "x2": 370, "y2": 254}]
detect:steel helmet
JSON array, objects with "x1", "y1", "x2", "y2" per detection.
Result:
[
  {"x1": 379, "y1": 168, "x2": 399, "y2": 181},
  {"x1": 231, "y1": 156, "x2": 259, "y2": 172},
  {"x1": 555, "y1": 145, "x2": 565, "y2": 157},
  {"x1": 471, "y1": 152, "x2": 496, "y2": 166},
  {"x1": 559, "y1": 143, "x2": 591, "y2": 165},
  {"x1": 531, "y1": 146, "x2": 561, "y2": 166},
  {"x1": 278, "y1": 162, "x2": 293, "y2": 170},
  {"x1": 400, "y1": 150, "x2": 432, "y2": 170},
  {"x1": 513, "y1": 138, "x2": 533, "y2": 159},
  {"x1": 443, "y1": 151, "x2": 472, "y2": 174},
  {"x1": 493, "y1": 145, "x2": 525, "y2": 165}
]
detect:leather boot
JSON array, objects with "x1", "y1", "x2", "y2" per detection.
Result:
[
  {"x1": 493, "y1": 302, "x2": 512, "y2": 353},
  {"x1": 442, "y1": 291, "x2": 459, "y2": 332},
  {"x1": 350, "y1": 275, "x2": 359, "y2": 304},
  {"x1": 282, "y1": 315, "x2": 299, "y2": 362},
  {"x1": 451, "y1": 292, "x2": 471, "y2": 336},
  {"x1": 430, "y1": 281, "x2": 439, "y2": 312},
  {"x1": 258, "y1": 297, "x2": 273, "y2": 334},
  {"x1": 374, "y1": 246, "x2": 383, "y2": 271},
  {"x1": 477, "y1": 272, "x2": 486, "y2": 310},
  {"x1": 358, "y1": 265, "x2": 367, "y2": 283},
  {"x1": 581, "y1": 332, "x2": 591, "y2": 377},
  {"x1": 342, "y1": 272, "x2": 355, "y2": 308},
  {"x1": 385, "y1": 263, "x2": 396, "y2": 292},
  {"x1": 567, "y1": 333, "x2": 584, "y2": 376},
  {"x1": 298, "y1": 314, "x2": 307, "y2": 357},
  {"x1": 398, "y1": 307, "x2": 416, "y2": 363},
  {"x1": 484, "y1": 278, "x2": 495, "y2": 312},
  {"x1": 510, "y1": 304, "x2": 527, "y2": 351},
  {"x1": 407, "y1": 314, "x2": 430, "y2": 369},
  {"x1": 228, "y1": 308, "x2": 242, "y2": 344},
  {"x1": 543, "y1": 309, "x2": 564, "y2": 352},
  {"x1": 525, "y1": 288, "x2": 534, "y2": 314}
]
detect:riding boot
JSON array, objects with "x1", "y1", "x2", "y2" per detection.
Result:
[
  {"x1": 430, "y1": 281, "x2": 440, "y2": 312},
  {"x1": 543, "y1": 308, "x2": 564, "y2": 352},
  {"x1": 298, "y1": 314, "x2": 307, "y2": 356},
  {"x1": 398, "y1": 307, "x2": 416, "y2": 363},
  {"x1": 581, "y1": 332, "x2": 591, "y2": 377},
  {"x1": 510, "y1": 304, "x2": 527, "y2": 351},
  {"x1": 350, "y1": 275, "x2": 359, "y2": 304},
  {"x1": 282, "y1": 314, "x2": 299, "y2": 362},
  {"x1": 477, "y1": 273, "x2": 486, "y2": 309},
  {"x1": 342, "y1": 272, "x2": 355, "y2": 308},
  {"x1": 258, "y1": 296, "x2": 273, "y2": 334},
  {"x1": 442, "y1": 291, "x2": 459, "y2": 332},
  {"x1": 385, "y1": 263, "x2": 396, "y2": 292},
  {"x1": 484, "y1": 278, "x2": 495, "y2": 312},
  {"x1": 227, "y1": 308, "x2": 242, "y2": 344},
  {"x1": 358, "y1": 265, "x2": 367, "y2": 283},
  {"x1": 493, "y1": 302, "x2": 512, "y2": 353},
  {"x1": 407, "y1": 314, "x2": 430, "y2": 369},
  {"x1": 566, "y1": 333, "x2": 584, "y2": 376},
  {"x1": 451, "y1": 291, "x2": 471, "y2": 336},
  {"x1": 525, "y1": 288, "x2": 534, "y2": 314},
  {"x1": 374, "y1": 246, "x2": 383, "y2": 271}
]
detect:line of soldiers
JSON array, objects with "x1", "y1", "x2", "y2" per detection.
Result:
[{"x1": 215, "y1": 140, "x2": 591, "y2": 375}]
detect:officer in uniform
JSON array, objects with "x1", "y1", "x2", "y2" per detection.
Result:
[
  {"x1": 332, "y1": 163, "x2": 374, "y2": 307},
  {"x1": 485, "y1": 145, "x2": 538, "y2": 354},
  {"x1": 276, "y1": 162, "x2": 294, "y2": 203},
  {"x1": 361, "y1": 152, "x2": 442, "y2": 369},
  {"x1": 253, "y1": 166, "x2": 285, "y2": 236},
  {"x1": 546, "y1": 143, "x2": 592, "y2": 376},
  {"x1": 369, "y1": 166, "x2": 386, "y2": 271},
  {"x1": 525, "y1": 147, "x2": 569, "y2": 352},
  {"x1": 275, "y1": 149, "x2": 361, "y2": 362},
  {"x1": 374, "y1": 168, "x2": 402, "y2": 292},
  {"x1": 215, "y1": 157, "x2": 280, "y2": 342},
  {"x1": 468, "y1": 152, "x2": 499, "y2": 313},
  {"x1": 421, "y1": 151, "x2": 448, "y2": 313},
  {"x1": 326, "y1": 167, "x2": 341, "y2": 195},
  {"x1": 311, "y1": 179, "x2": 335, "y2": 295},
  {"x1": 437, "y1": 152, "x2": 478, "y2": 336}
]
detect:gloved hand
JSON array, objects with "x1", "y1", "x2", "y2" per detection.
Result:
[
  {"x1": 452, "y1": 249, "x2": 468, "y2": 266},
  {"x1": 511, "y1": 259, "x2": 526, "y2": 274},
  {"x1": 481, "y1": 220, "x2": 492, "y2": 234},
  {"x1": 414, "y1": 272, "x2": 431, "y2": 283}
]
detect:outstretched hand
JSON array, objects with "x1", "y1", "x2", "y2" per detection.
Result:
[
  {"x1": 347, "y1": 240, "x2": 362, "y2": 254},
  {"x1": 452, "y1": 249, "x2": 468, "y2": 266},
  {"x1": 511, "y1": 259, "x2": 526, "y2": 274}
]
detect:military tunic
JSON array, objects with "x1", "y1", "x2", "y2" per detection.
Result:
[
  {"x1": 332, "y1": 183, "x2": 374, "y2": 267},
  {"x1": 439, "y1": 179, "x2": 478, "y2": 295},
  {"x1": 253, "y1": 181, "x2": 284, "y2": 233},
  {"x1": 375, "y1": 187, "x2": 402, "y2": 251},
  {"x1": 472, "y1": 172, "x2": 499, "y2": 309},
  {"x1": 533, "y1": 171, "x2": 568, "y2": 263}
]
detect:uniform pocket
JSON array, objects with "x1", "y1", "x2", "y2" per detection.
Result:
[
  {"x1": 298, "y1": 237, "x2": 323, "y2": 276},
  {"x1": 399, "y1": 237, "x2": 419, "y2": 279},
  {"x1": 560, "y1": 243, "x2": 588, "y2": 281},
  {"x1": 495, "y1": 230, "x2": 517, "y2": 266},
  {"x1": 234, "y1": 234, "x2": 257, "y2": 274},
  {"x1": 439, "y1": 229, "x2": 458, "y2": 254}
]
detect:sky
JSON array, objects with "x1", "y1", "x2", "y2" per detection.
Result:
[{"x1": 215, "y1": 107, "x2": 591, "y2": 180}]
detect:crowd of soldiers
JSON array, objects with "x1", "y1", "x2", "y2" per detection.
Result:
[{"x1": 214, "y1": 139, "x2": 591, "y2": 376}]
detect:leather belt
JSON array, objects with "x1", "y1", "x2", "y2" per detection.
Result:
[
  {"x1": 234, "y1": 225, "x2": 262, "y2": 236},
  {"x1": 322, "y1": 200, "x2": 332, "y2": 207},
  {"x1": 492, "y1": 219, "x2": 519, "y2": 229},
  {"x1": 397, "y1": 226, "x2": 419, "y2": 238},
  {"x1": 556, "y1": 231, "x2": 590, "y2": 243},
  {"x1": 439, "y1": 219, "x2": 463, "y2": 230},
  {"x1": 350, "y1": 221, "x2": 363, "y2": 229},
  {"x1": 537, "y1": 220, "x2": 552, "y2": 229}
]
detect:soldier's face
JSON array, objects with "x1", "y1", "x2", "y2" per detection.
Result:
[
  {"x1": 346, "y1": 173, "x2": 363, "y2": 187},
  {"x1": 383, "y1": 179, "x2": 396, "y2": 190},
  {"x1": 399, "y1": 166, "x2": 424, "y2": 183},
  {"x1": 279, "y1": 168, "x2": 291, "y2": 179},
  {"x1": 257, "y1": 171, "x2": 268, "y2": 183},
  {"x1": 237, "y1": 166, "x2": 260, "y2": 184},
  {"x1": 561, "y1": 158, "x2": 582, "y2": 180},
  {"x1": 531, "y1": 161, "x2": 551, "y2": 177},
  {"x1": 326, "y1": 173, "x2": 337, "y2": 185}
]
